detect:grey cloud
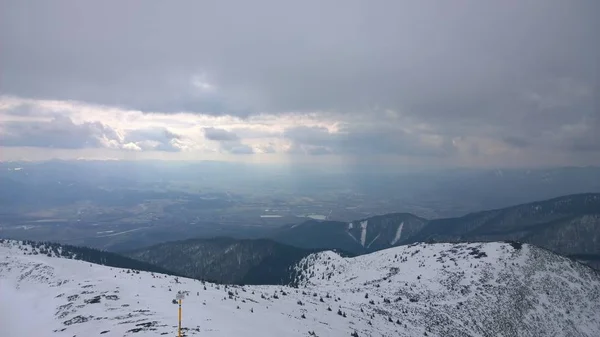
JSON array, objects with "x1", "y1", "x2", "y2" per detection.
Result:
[
  {"x1": 306, "y1": 146, "x2": 333, "y2": 156},
  {"x1": 226, "y1": 144, "x2": 254, "y2": 155},
  {"x1": 569, "y1": 138, "x2": 600, "y2": 152},
  {"x1": 203, "y1": 127, "x2": 239, "y2": 141},
  {"x1": 2, "y1": 103, "x2": 42, "y2": 117},
  {"x1": 502, "y1": 137, "x2": 530, "y2": 149},
  {"x1": 255, "y1": 143, "x2": 276, "y2": 154},
  {"x1": 283, "y1": 126, "x2": 332, "y2": 147},
  {"x1": 0, "y1": 117, "x2": 184, "y2": 152},
  {"x1": 338, "y1": 125, "x2": 454, "y2": 157},
  {"x1": 2, "y1": 1, "x2": 597, "y2": 113},
  {"x1": 560, "y1": 117, "x2": 600, "y2": 153},
  {"x1": 126, "y1": 128, "x2": 181, "y2": 143},
  {"x1": 0, "y1": 116, "x2": 118, "y2": 149},
  {"x1": 285, "y1": 142, "x2": 333, "y2": 156},
  {"x1": 284, "y1": 125, "x2": 454, "y2": 157},
  {"x1": 203, "y1": 127, "x2": 253, "y2": 154},
  {"x1": 124, "y1": 128, "x2": 183, "y2": 152},
  {"x1": 234, "y1": 127, "x2": 280, "y2": 140},
  {"x1": 262, "y1": 145, "x2": 275, "y2": 154},
  {"x1": 1, "y1": 1, "x2": 598, "y2": 162}
]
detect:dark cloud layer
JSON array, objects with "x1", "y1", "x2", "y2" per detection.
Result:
[
  {"x1": 1, "y1": 1, "x2": 598, "y2": 161},
  {"x1": 2, "y1": 1, "x2": 597, "y2": 113}
]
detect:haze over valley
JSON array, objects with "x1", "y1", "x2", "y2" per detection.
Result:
[{"x1": 1, "y1": 161, "x2": 599, "y2": 252}]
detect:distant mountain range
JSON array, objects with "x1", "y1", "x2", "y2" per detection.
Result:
[
  {"x1": 121, "y1": 193, "x2": 600, "y2": 283},
  {"x1": 270, "y1": 193, "x2": 600, "y2": 269}
]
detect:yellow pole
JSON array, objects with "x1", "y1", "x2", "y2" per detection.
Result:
[{"x1": 178, "y1": 299, "x2": 182, "y2": 337}]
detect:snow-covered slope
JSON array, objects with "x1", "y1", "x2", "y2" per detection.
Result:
[
  {"x1": 2, "y1": 240, "x2": 600, "y2": 337},
  {"x1": 295, "y1": 241, "x2": 600, "y2": 336}
]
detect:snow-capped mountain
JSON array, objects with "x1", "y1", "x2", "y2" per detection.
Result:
[{"x1": 2, "y1": 239, "x2": 600, "y2": 337}]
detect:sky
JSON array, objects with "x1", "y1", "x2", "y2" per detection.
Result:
[{"x1": 0, "y1": 0, "x2": 598, "y2": 168}]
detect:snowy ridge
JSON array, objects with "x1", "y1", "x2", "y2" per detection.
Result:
[
  {"x1": 2, "y1": 240, "x2": 600, "y2": 337},
  {"x1": 294, "y1": 242, "x2": 600, "y2": 337},
  {"x1": 0, "y1": 240, "x2": 403, "y2": 337}
]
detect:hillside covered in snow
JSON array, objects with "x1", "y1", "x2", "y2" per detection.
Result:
[{"x1": 1, "y1": 239, "x2": 599, "y2": 337}]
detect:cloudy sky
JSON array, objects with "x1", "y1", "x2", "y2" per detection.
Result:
[{"x1": 1, "y1": 1, "x2": 598, "y2": 167}]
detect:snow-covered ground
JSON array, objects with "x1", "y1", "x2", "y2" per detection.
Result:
[{"x1": 1, "y1": 240, "x2": 600, "y2": 337}]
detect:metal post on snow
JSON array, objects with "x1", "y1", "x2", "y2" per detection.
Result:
[{"x1": 176, "y1": 292, "x2": 185, "y2": 337}]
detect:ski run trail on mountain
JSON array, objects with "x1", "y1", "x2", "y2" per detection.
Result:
[
  {"x1": 391, "y1": 222, "x2": 404, "y2": 246},
  {"x1": 1, "y1": 240, "x2": 600, "y2": 337},
  {"x1": 359, "y1": 220, "x2": 368, "y2": 247}
]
